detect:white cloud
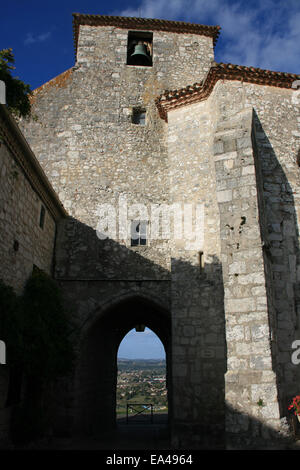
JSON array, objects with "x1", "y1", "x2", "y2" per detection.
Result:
[
  {"x1": 114, "y1": 0, "x2": 300, "y2": 73},
  {"x1": 24, "y1": 31, "x2": 51, "y2": 46}
]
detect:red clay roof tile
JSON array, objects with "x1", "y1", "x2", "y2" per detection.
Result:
[
  {"x1": 156, "y1": 62, "x2": 300, "y2": 121},
  {"x1": 72, "y1": 13, "x2": 221, "y2": 59}
]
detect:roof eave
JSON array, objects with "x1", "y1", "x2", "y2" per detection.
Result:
[
  {"x1": 72, "y1": 13, "x2": 220, "y2": 60},
  {"x1": 0, "y1": 104, "x2": 68, "y2": 221},
  {"x1": 156, "y1": 63, "x2": 300, "y2": 121}
]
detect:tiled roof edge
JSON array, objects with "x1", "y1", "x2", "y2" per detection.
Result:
[
  {"x1": 156, "y1": 62, "x2": 300, "y2": 121},
  {"x1": 0, "y1": 104, "x2": 68, "y2": 221},
  {"x1": 72, "y1": 13, "x2": 221, "y2": 59}
]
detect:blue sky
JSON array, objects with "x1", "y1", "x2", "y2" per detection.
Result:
[
  {"x1": 1, "y1": 0, "x2": 299, "y2": 91},
  {"x1": 118, "y1": 328, "x2": 165, "y2": 360}
]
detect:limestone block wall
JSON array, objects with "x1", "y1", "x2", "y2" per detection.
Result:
[
  {"x1": 0, "y1": 104, "x2": 66, "y2": 445},
  {"x1": 16, "y1": 22, "x2": 218, "y2": 443},
  {"x1": 54, "y1": 217, "x2": 171, "y2": 280},
  {"x1": 212, "y1": 107, "x2": 282, "y2": 447},
  {"x1": 15, "y1": 16, "x2": 300, "y2": 448},
  {"x1": 19, "y1": 24, "x2": 215, "y2": 276},
  {"x1": 0, "y1": 110, "x2": 57, "y2": 293},
  {"x1": 166, "y1": 78, "x2": 300, "y2": 447},
  {"x1": 210, "y1": 81, "x2": 300, "y2": 446},
  {"x1": 53, "y1": 277, "x2": 171, "y2": 436},
  {"x1": 211, "y1": 80, "x2": 300, "y2": 413},
  {"x1": 167, "y1": 100, "x2": 226, "y2": 448}
]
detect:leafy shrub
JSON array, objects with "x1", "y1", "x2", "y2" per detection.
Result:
[
  {"x1": 0, "y1": 280, "x2": 22, "y2": 365},
  {"x1": 0, "y1": 48, "x2": 32, "y2": 118},
  {"x1": 21, "y1": 269, "x2": 75, "y2": 381},
  {"x1": 0, "y1": 272, "x2": 75, "y2": 444}
]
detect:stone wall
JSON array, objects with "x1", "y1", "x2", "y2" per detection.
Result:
[
  {"x1": 16, "y1": 15, "x2": 300, "y2": 448},
  {"x1": 210, "y1": 80, "x2": 300, "y2": 417},
  {"x1": 0, "y1": 106, "x2": 65, "y2": 294},
  {"x1": 18, "y1": 22, "x2": 219, "y2": 446},
  {"x1": 0, "y1": 104, "x2": 66, "y2": 444},
  {"x1": 212, "y1": 106, "x2": 282, "y2": 447},
  {"x1": 167, "y1": 99, "x2": 226, "y2": 448},
  {"x1": 166, "y1": 78, "x2": 300, "y2": 447},
  {"x1": 0, "y1": 138, "x2": 56, "y2": 292},
  {"x1": 54, "y1": 275, "x2": 172, "y2": 436},
  {"x1": 19, "y1": 24, "x2": 214, "y2": 235}
]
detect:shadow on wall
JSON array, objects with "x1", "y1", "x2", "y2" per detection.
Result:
[
  {"x1": 297, "y1": 147, "x2": 300, "y2": 168},
  {"x1": 50, "y1": 209, "x2": 299, "y2": 449},
  {"x1": 170, "y1": 254, "x2": 226, "y2": 450},
  {"x1": 49, "y1": 216, "x2": 227, "y2": 449},
  {"x1": 224, "y1": 403, "x2": 298, "y2": 450},
  {"x1": 252, "y1": 111, "x2": 300, "y2": 419},
  {"x1": 3, "y1": 143, "x2": 300, "y2": 448}
]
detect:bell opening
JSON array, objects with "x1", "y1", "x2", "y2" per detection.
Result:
[{"x1": 127, "y1": 31, "x2": 153, "y2": 67}]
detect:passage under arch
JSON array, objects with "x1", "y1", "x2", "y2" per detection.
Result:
[{"x1": 73, "y1": 295, "x2": 171, "y2": 436}]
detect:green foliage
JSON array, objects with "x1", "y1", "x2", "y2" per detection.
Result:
[
  {"x1": 257, "y1": 398, "x2": 265, "y2": 407},
  {"x1": 0, "y1": 274, "x2": 75, "y2": 443},
  {"x1": 0, "y1": 272, "x2": 75, "y2": 381},
  {"x1": 0, "y1": 48, "x2": 32, "y2": 118},
  {"x1": 21, "y1": 270, "x2": 75, "y2": 381},
  {"x1": 117, "y1": 359, "x2": 168, "y2": 414},
  {"x1": 0, "y1": 280, "x2": 23, "y2": 364}
]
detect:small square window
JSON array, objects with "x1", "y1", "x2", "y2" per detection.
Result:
[
  {"x1": 132, "y1": 108, "x2": 146, "y2": 125},
  {"x1": 39, "y1": 204, "x2": 46, "y2": 229},
  {"x1": 131, "y1": 220, "x2": 147, "y2": 246}
]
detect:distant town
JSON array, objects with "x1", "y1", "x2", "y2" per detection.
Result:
[{"x1": 116, "y1": 358, "x2": 168, "y2": 416}]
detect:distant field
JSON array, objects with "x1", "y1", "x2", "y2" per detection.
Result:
[
  {"x1": 118, "y1": 358, "x2": 166, "y2": 371},
  {"x1": 117, "y1": 358, "x2": 168, "y2": 412}
]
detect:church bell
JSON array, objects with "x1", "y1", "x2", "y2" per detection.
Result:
[{"x1": 130, "y1": 41, "x2": 151, "y2": 65}]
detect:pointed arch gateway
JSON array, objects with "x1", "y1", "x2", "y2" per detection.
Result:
[{"x1": 73, "y1": 295, "x2": 172, "y2": 436}]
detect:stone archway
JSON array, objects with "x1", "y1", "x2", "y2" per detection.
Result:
[{"x1": 73, "y1": 295, "x2": 171, "y2": 437}]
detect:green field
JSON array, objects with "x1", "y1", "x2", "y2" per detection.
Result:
[
  {"x1": 116, "y1": 358, "x2": 168, "y2": 414},
  {"x1": 117, "y1": 358, "x2": 166, "y2": 371}
]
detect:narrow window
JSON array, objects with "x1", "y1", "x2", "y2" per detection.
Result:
[
  {"x1": 131, "y1": 220, "x2": 147, "y2": 246},
  {"x1": 39, "y1": 204, "x2": 46, "y2": 229},
  {"x1": 127, "y1": 31, "x2": 153, "y2": 67},
  {"x1": 132, "y1": 108, "x2": 146, "y2": 125}
]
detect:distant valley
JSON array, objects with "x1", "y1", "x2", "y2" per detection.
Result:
[{"x1": 117, "y1": 358, "x2": 168, "y2": 416}]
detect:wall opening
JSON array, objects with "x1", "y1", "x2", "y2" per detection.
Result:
[
  {"x1": 130, "y1": 220, "x2": 147, "y2": 246},
  {"x1": 127, "y1": 31, "x2": 153, "y2": 66},
  {"x1": 117, "y1": 327, "x2": 168, "y2": 423},
  {"x1": 74, "y1": 296, "x2": 171, "y2": 438},
  {"x1": 132, "y1": 108, "x2": 146, "y2": 125},
  {"x1": 39, "y1": 204, "x2": 46, "y2": 229}
]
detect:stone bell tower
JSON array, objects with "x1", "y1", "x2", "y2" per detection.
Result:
[{"x1": 18, "y1": 13, "x2": 300, "y2": 449}]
